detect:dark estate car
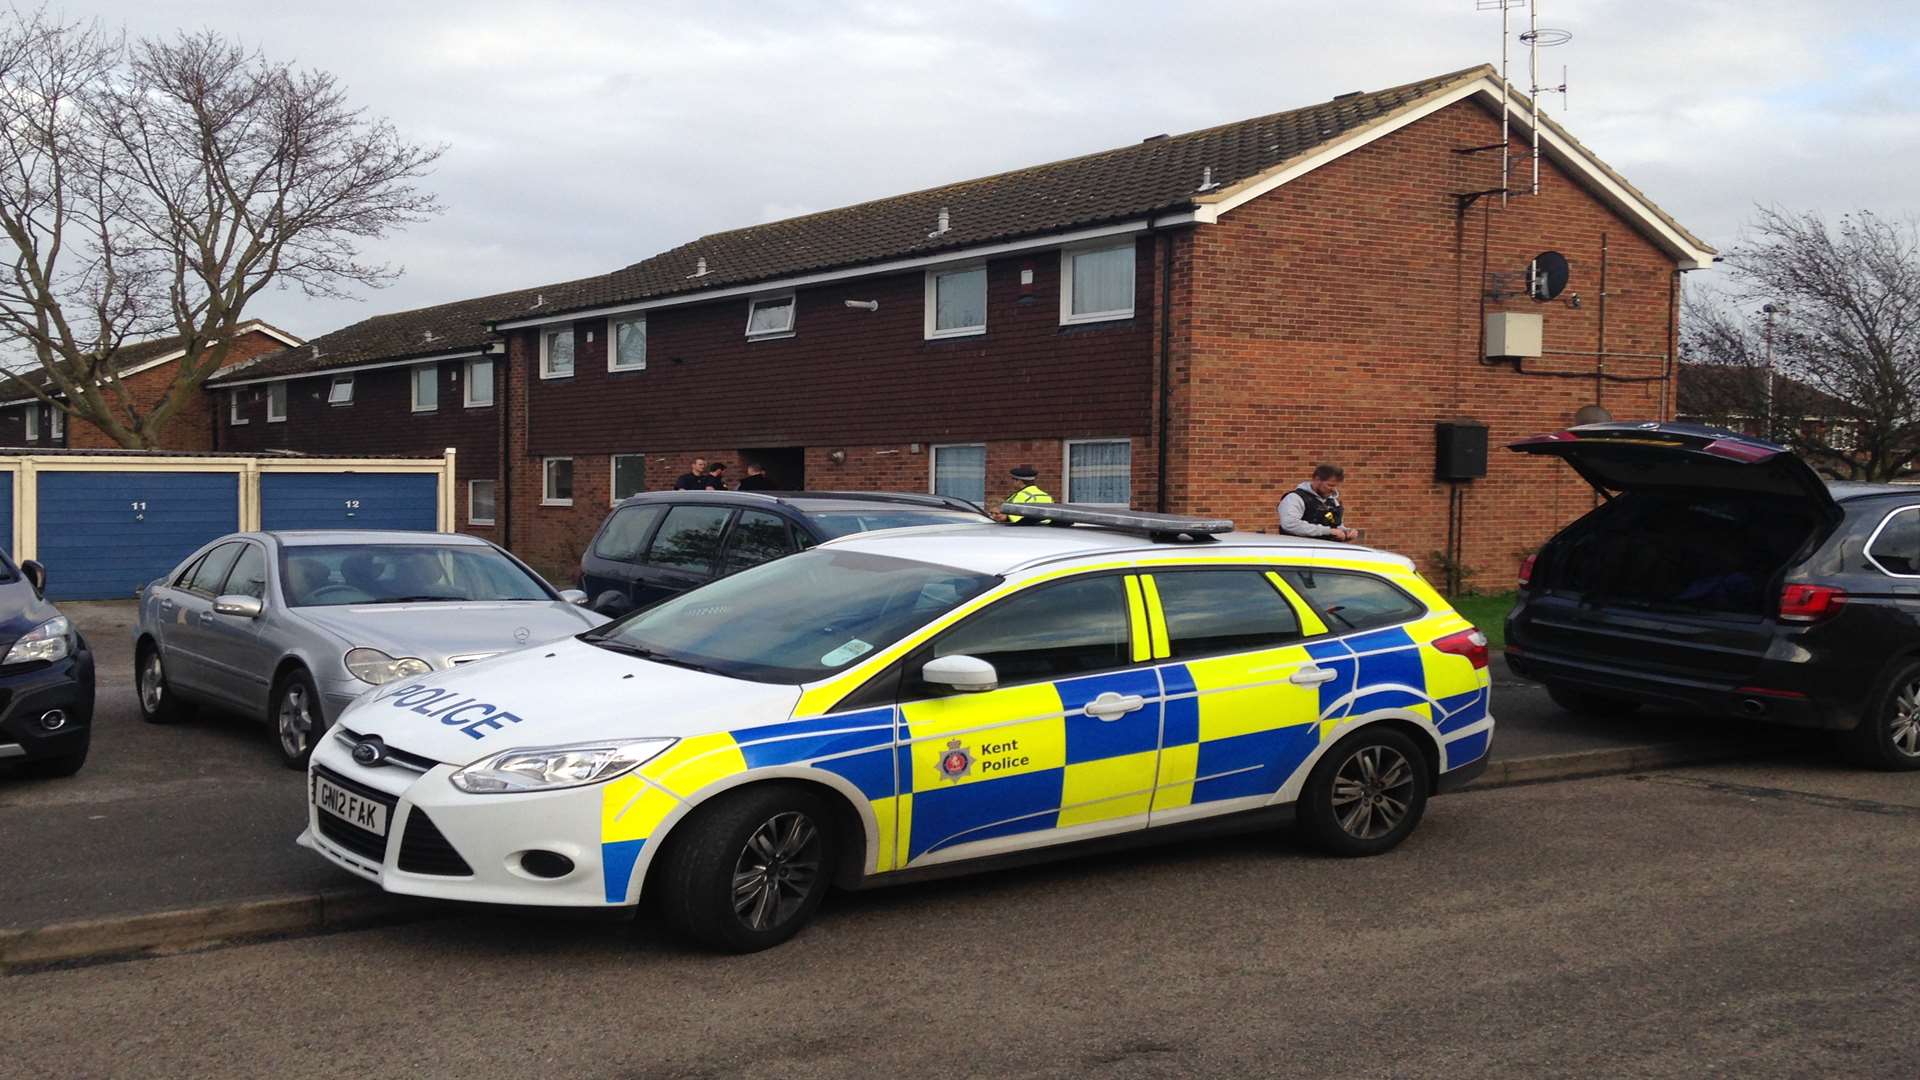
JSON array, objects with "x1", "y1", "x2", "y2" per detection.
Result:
[
  {"x1": 578, "y1": 490, "x2": 990, "y2": 617},
  {"x1": 0, "y1": 555, "x2": 95, "y2": 779},
  {"x1": 1507, "y1": 421, "x2": 1920, "y2": 770}
]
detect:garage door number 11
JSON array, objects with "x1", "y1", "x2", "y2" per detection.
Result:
[{"x1": 130, "y1": 500, "x2": 146, "y2": 521}]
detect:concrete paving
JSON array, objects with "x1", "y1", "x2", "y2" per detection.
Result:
[
  {"x1": 0, "y1": 601, "x2": 1832, "y2": 933},
  {"x1": 3, "y1": 759, "x2": 1916, "y2": 1079}
]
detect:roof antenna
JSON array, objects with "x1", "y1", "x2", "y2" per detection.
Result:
[
  {"x1": 531, "y1": 294, "x2": 545, "y2": 308},
  {"x1": 1518, "y1": 1, "x2": 1572, "y2": 197},
  {"x1": 1478, "y1": 0, "x2": 1571, "y2": 200},
  {"x1": 423, "y1": 330, "x2": 436, "y2": 343},
  {"x1": 687, "y1": 257, "x2": 709, "y2": 279},
  {"x1": 927, "y1": 207, "x2": 950, "y2": 239},
  {"x1": 1196, "y1": 166, "x2": 1218, "y2": 192}
]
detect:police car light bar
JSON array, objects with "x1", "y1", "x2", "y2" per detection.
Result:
[{"x1": 997, "y1": 502, "x2": 1234, "y2": 542}]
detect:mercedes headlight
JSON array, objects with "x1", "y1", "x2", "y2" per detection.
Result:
[
  {"x1": 3, "y1": 616, "x2": 70, "y2": 665},
  {"x1": 449, "y1": 739, "x2": 677, "y2": 794},
  {"x1": 344, "y1": 647, "x2": 433, "y2": 685}
]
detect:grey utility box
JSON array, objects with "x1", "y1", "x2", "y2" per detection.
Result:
[{"x1": 1484, "y1": 312, "x2": 1543, "y2": 359}]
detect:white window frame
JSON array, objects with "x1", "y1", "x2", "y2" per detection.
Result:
[
  {"x1": 542, "y1": 456, "x2": 574, "y2": 507},
  {"x1": 540, "y1": 326, "x2": 575, "y2": 378},
  {"x1": 745, "y1": 292, "x2": 797, "y2": 340},
  {"x1": 228, "y1": 391, "x2": 247, "y2": 426},
  {"x1": 924, "y1": 264, "x2": 988, "y2": 340},
  {"x1": 464, "y1": 358, "x2": 494, "y2": 408},
  {"x1": 1062, "y1": 438, "x2": 1133, "y2": 506},
  {"x1": 266, "y1": 381, "x2": 287, "y2": 423},
  {"x1": 410, "y1": 363, "x2": 439, "y2": 413},
  {"x1": 929, "y1": 442, "x2": 988, "y2": 504},
  {"x1": 467, "y1": 479, "x2": 497, "y2": 526},
  {"x1": 608, "y1": 315, "x2": 647, "y2": 371},
  {"x1": 610, "y1": 453, "x2": 648, "y2": 503},
  {"x1": 327, "y1": 374, "x2": 355, "y2": 406},
  {"x1": 48, "y1": 407, "x2": 63, "y2": 440},
  {"x1": 1058, "y1": 242, "x2": 1136, "y2": 326}
]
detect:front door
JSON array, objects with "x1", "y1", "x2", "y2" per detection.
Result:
[{"x1": 893, "y1": 573, "x2": 1158, "y2": 869}]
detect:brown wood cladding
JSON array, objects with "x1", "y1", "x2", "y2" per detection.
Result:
[{"x1": 519, "y1": 238, "x2": 1156, "y2": 456}]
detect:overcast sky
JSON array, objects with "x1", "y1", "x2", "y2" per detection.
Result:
[{"x1": 84, "y1": 0, "x2": 1920, "y2": 337}]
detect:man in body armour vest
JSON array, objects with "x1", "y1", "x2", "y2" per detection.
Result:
[{"x1": 1279, "y1": 463, "x2": 1357, "y2": 542}]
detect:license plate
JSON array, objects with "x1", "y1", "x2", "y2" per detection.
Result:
[{"x1": 314, "y1": 774, "x2": 390, "y2": 836}]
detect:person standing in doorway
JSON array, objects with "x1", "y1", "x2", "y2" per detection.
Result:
[
  {"x1": 998, "y1": 465, "x2": 1054, "y2": 524},
  {"x1": 1279, "y1": 464, "x2": 1357, "y2": 542},
  {"x1": 674, "y1": 457, "x2": 709, "y2": 491},
  {"x1": 736, "y1": 463, "x2": 775, "y2": 491}
]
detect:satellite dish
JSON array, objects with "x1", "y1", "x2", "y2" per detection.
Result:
[{"x1": 1529, "y1": 251, "x2": 1570, "y2": 301}]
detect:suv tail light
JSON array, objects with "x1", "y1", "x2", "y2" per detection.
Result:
[
  {"x1": 1779, "y1": 583, "x2": 1846, "y2": 622},
  {"x1": 1517, "y1": 553, "x2": 1538, "y2": 592},
  {"x1": 1433, "y1": 628, "x2": 1490, "y2": 669}
]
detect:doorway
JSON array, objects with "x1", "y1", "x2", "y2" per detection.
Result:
[{"x1": 740, "y1": 447, "x2": 805, "y2": 491}]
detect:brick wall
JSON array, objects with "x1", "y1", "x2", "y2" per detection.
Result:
[
  {"x1": 219, "y1": 355, "x2": 502, "y2": 537},
  {"x1": 65, "y1": 328, "x2": 289, "y2": 450},
  {"x1": 1171, "y1": 97, "x2": 1683, "y2": 591}
]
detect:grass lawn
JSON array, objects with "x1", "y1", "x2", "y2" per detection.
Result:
[{"x1": 1445, "y1": 591, "x2": 1516, "y2": 649}]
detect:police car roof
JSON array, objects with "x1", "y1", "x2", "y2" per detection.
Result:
[{"x1": 820, "y1": 522, "x2": 1414, "y2": 577}]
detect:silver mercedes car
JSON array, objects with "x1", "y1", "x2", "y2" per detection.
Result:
[{"x1": 134, "y1": 531, "x2": 606, "y2": 766}]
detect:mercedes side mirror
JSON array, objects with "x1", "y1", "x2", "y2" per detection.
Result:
[
  {"x1": 19, "y1": 559, "x2": 45, "y2": 596},
  {"x1": 213, "y1": 594, "x2": 265, "y2": 619},
  {"x1": 921, "y1": 654, "x2": 998, "y2": 693},
  {"x1": 559, "y1": 589, "x2": 590, "y2": 606}
]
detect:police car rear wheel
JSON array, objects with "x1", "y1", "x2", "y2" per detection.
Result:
[
  {"x1": 657, "y1": 785, "x2": 836, "y2": 953},
  {"x1": 1298, "y1": 727, "x2": 1430, "y2": 857}
]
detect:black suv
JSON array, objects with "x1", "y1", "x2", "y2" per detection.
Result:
[
  {"x1": 578, "y1": 490, "x2": 988, "y2": 617},
  {"x1": 0, "y1": 554, "x2": 94, "y2": 779},
  {"x1": 1506, "y1": 421, "x2": 1920, "y2": 769}
]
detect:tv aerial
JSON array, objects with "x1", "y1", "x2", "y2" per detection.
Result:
[{"x1": 1476, "y1": 0, "x2": 1573, "y2": 203}]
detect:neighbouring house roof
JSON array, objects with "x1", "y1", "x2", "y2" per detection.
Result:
[
  {"x1": 0, "y1": 319, "x2": 303, "y2": 405},
  {"x1": 491, "y1": 63, "x2": 1715, "y2": 328},
  {"x1": 1676, "y1": 362, "x2": 1861, "y2": 420},
  {"x1": 206, "y1": 286, "x2": 561, "y2": 387}
]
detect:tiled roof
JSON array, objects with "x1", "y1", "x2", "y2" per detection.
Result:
[
  {"x1": 207, "y1": 286, "x2": 567, "y2": 385},
  {"x1": 1676, "y1": 363, "x2": 1860, "y2": 419},
  {"x1": 2, "y1": 319, "x2": 299, "y2": 400},
  {"x1": 510, "y1": 66, "x2": 1499, "y2": 320}
]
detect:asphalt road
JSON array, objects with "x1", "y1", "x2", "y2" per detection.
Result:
[
  {"x1": 0, "y1": 601, "x2": 1825, "y2": 930},
  {"x1": 2, "y1": 759, "x2": 1914, "y2": 1079}
]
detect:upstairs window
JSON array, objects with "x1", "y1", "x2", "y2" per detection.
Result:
[
  {"x1": 411, "y1": 364, "x2": 439, "y2": 412},
  {"x1": 328, "y1": 374, "x2": 354, "y2": 405},
  {"x1": 49, "y1": 407, "x2": 63, "y2": 440},
  {"x1": 610, "y1": 315, "x2": 647, "y2": 371},
  {"x1": 464, "y1": 358, "x2": 494, "y2": 407},
  {"x1": 541, "y1": 327, "x2": 575, "y2": 378},
  {"x1": 266, "y1": 381, "x2": 287, "y2": 423},
  {"x1": 1060, "y1": 242, "x2": 1135, "y2": 325},
  {"x1": 228, "y1": 391, "x2": 247, "y2": 426},
  {"x1": 925, "y1": 266, "x2": 987, "y2": 339},
  {"x1": 745, "y1": 294, "x2": 796, "y2": 339},
  {"x1": 24, "y1": 406, "x2": 36, "y2": 440}
]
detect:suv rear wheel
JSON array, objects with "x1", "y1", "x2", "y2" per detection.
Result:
[
  {"x1": 1844, "y1": 659, "x2": 1920, "y2": 772},
  {"x1": 1547, "y1": 683, "x2": 1641, "y2": 718}
]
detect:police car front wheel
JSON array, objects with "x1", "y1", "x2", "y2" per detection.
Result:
[
  {"x1": 1298, "y1": 727, "x2": 1431, "y2": 857},
  {"x1": 656, "y1": 785, "x2": 837, "y2": 953}
]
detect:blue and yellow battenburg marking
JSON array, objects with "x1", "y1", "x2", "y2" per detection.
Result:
[{"x1": 592, "y1": 564, "x2": 1492, "y2": 903}]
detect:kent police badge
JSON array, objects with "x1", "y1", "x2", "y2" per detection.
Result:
[{"x1": 937, "y1": 738, "x2": 972, "y2": 782}]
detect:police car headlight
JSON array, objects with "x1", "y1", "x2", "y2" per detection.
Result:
[
  {"x1": 449, "y1": 738, "x2": 677, "y2": 794},
  {"x1": 3, "y1": 616, "x2": 70, "y2": 665},
  {"x1": 345, "y1": 647, "x2": 433, "y2": 685}
]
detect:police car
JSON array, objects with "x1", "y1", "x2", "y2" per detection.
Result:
[{"x1": 300, "y1": 505, "x2": 1494, "y2": 952}]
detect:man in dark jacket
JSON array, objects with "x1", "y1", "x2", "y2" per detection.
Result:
[
  {"x1": 1278, "y1": 463, "x2": 1356, "y2": 541},
  {"x1": 673, "y1": 457, "x2": 709, "y2": 491},
  {"x1": 736, "y1": 463, "x2": 775, "y2": 490}
]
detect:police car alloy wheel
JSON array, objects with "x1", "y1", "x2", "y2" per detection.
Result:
[
  {"x1": 137, "y1": 645, "x2": 187, "y2": 724},
  {"x1": 656, "y1": 785, "x2": 837, "y2": 953},
  {"x1": 1298, "y1": 727, "x2": 1431, "y2": 857},
  {"x1": 274, "y1": 668, "x2": 324, "y2": 769}
]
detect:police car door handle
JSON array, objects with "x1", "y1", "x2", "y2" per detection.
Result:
[
  {"x1": 1084, "y1": 692, "x2": 1145, "y2": 721},
  {"x1": 1290, "y1": 667, "x2": 1339, "y2": 686}
]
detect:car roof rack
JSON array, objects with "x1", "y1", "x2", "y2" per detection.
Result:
[{"x1": 996, "y1": 502, "x2": 1233, "y2": 542}]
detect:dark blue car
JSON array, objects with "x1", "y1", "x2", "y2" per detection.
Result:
[{"x1": 0, "y1": 554, "x2": 94, "y2": 778}]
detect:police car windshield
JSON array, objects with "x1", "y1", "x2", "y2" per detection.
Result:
[
  {"x1": 807, "y1": 509, "x2": 982, "y2": 538},
  {"x1": 587, "y1": 549, "x2": 996, "y2": 684}
]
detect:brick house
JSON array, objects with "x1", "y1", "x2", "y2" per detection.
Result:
[
  {"x1": 207, "y1": 64, "x2": 1717, "y2": 589},
  {"x1": 0, "y1": 321, "x2": 301, "y2": 450},
  {"x1": 204, "y1": 289, "x2": 551, "y2": 537}
]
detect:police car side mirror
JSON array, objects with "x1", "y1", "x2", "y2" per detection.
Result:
[{"x1": 922, "y1": 654, "x2": 998, "y2": 693}]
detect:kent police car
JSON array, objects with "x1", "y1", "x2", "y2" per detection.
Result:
[{"x1": 300, "y1": 506, "x2": 1495, "y2": 952}]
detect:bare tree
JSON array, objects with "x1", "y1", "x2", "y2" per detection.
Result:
[
  {"x1": 0, "y1": 9, "x2": 442, "y2": 447},
  {"x1": 1683, "y1": 208, "x2": 1920, "y2": 481}
]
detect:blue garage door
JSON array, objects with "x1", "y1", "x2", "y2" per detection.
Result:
[
  {"x1": 0, "y1": 471, "x2": 12, "y2": 558},
  {"x1": 259, "y1": 472, "x2": 439, "y2": 532},
  {"x1": 37, "y1": 471, "x2": 240, "y2": 600}
]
